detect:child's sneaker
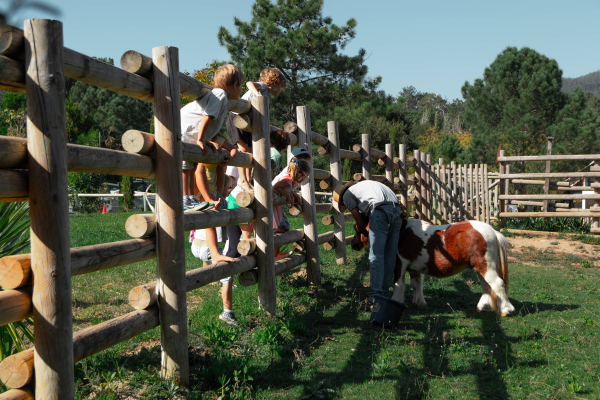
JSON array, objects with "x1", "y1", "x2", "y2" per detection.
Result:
[{"x1": 219, "y1": 310, "x2": 238, "y2": 326}]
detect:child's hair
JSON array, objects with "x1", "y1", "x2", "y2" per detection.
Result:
[
  {"x1": 214, "y1": 64, "x2": 244, "y2": 90},
  {"x1": 260, "y1": 68, "x2": 286, "y2": 87},
  {"x1": 270, "y1": 129, "x2": 290, "y2": 152},
  {"x1": 288, "y1": 158, "x2": 310, "y2": 182}
]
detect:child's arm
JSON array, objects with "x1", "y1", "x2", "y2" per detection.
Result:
[
  {"x1": 246, "y1": 81, "x2": 262, "y2": 96},
  {"x1": 220, "y1": 140, "x2": 238, "y2": 165},
  {"x1": 196, "y1": 115, "x2": 217, "y2": 156},
  {"x1": 273, "y1": 181, "x2": 294, "y2": 204},
  {"x1": 237, "y1": 141, "x2": 250, "y2": 153}
]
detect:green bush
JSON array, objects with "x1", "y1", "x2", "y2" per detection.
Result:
[
  {"x1": 119, "y1": 176, "x2": 135, "y2": 212},
  {"x1": 505, "y1": 217, "x2": 591, "y2": 234},
  {"x1": 68, "y1": 172, "x2": 107, "y2": 214}
]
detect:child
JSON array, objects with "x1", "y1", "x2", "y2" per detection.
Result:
[
  {"x1": 272, "y1": 158, "x2": 311, "y2": 233},
  {"x1": 181, "y1": 64, "x2": 243, "y2": 207},
  {"x1": 224, "y1": 164, "x2": 254, "y2": 261},
  {"x1": 270, "y1": 129, "x2": 290, "y2": 175},
  {"x1": 226, "y1": 68, "x2": 287, "y2": 193},
  {"x1": 191, "y1": 232, "x2": 238, "y2": 326},
  {"x1": 273, "y1": 148, "x2": 312, "y2": 231}
]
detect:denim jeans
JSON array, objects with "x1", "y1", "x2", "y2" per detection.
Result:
[{"x1": 368, "y1": 204, "x2": 402, "y2": 301}]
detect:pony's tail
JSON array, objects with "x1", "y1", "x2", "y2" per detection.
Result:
[{"x1": 494, "y1": 229, "x2": 509, "y2": 293}]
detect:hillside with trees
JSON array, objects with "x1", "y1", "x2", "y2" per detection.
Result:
[{"x1": 563, "y1": 70, "x2": 600, "y2": 98}]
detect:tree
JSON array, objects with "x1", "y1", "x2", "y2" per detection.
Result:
[
  {"x1": 436, "y1": 134, "x2": 462, "y2": 162},
  {"x1": 217, "y1": 0, "x2": 368, "y2": 124},
  {"x1": 461, "y1": 46, "x2": 599, "y2": 169}
]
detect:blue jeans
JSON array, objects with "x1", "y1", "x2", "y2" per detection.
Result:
[{"x1": 368, "y1": 204, "x2": 402, "y2": 301}]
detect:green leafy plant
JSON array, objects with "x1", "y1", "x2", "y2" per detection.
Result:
[
  {"x1": 567, "y1": 374, "x2": 583, "y2": 394},
  {"x1": 0, "y1": 202, "x2": 34, "y2": 379}
]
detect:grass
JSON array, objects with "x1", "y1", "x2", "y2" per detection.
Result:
[{"x1": 6, "y1": 212, "x2": 600, "y2": 399}]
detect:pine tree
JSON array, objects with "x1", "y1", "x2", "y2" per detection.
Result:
[
  {"x1": 120, "y1": 176, "x2": 135, "y2": 212},
  {"x1": 217, "y1": 0, "x2": 368, "y2": 124},
  {"x1": 461, "y1": 46, "x2": 600, "y2": 170}
]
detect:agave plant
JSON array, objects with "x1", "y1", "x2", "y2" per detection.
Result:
[{"x1": 0, "y1": 202, "x2": 34, "y2": 367}]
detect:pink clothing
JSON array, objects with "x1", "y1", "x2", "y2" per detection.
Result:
[{"x1": 272, "y1": 173, "x2": 298, "y2": 229}]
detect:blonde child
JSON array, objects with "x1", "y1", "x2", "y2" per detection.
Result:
[
  {"x1": 181, "y1": 64, "x2": 243, "y2": 208},
  {"x1": 226, "y1": 68, "x2": 287, "y2": 193}
]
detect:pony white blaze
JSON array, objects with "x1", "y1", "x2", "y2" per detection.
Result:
[{"x1": 352, "y1": 219, "x2": 515, "y2": 316}]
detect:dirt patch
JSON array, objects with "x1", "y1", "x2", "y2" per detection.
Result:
[{"x1": 507, "y1": 235, "x2": 600, "y2": 267}]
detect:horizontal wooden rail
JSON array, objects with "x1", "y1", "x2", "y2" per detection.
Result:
[
  {"x1": 129, "y1": 256, "x2": 257, "y2": 310},
  {"x1": 0, "y1": 287, "x2": 32, "y2": 326},
  {"x1": 230, "y1": 115, "x2": 298, "y2": 146},
  {"x1": 378, "y1": 158, "x2": 399, "y2": 169},
  {"x1": 0, "y1": 239, "x2": 155, "y2": 289},
  {"x1": 318, "y1": 179, "x2": 350, "y2": 190},
  {"x1": 352, "y1": 144, "x2": 386, "y2": 159},
  {"x1": 498, "y1": 172, "x2": 600, "y2": 179},
  {"x1": 317, "y1": 145, "x2": 362, "y2": 161},
  {"x1": 238, "y1": 253, "x2": 308, "y2": 287},
  {"x1": 234, "y1": 192, "x2": 288, "y2": 208},
  {"x1": 500, "y1": 194, "x2": 600, "y2": 200},
  {"x1": 0, "y1": 307, "x2": 160, "y2": 390},
  {"x1": 508, "y1": 200, "x2": 570, "y2": 208},
  {"x1": 500, "y1": 211, "x2": 600, "y2": 218},
  {"x1": 498, "y1": 155, "x2": 600, "y2": 162},
  {"x1": 125, "y1": 208, "x2": 255, "y2": 238},
  {"x1": 0, "y1": 170, "x2": 28, "y2": 202},
  {"x1": 313, "y1": 169, "x2": 330, "y2": 181},
  {"x1": 393, "y1": 157, "x2": 415, "y2": 168},
  {"x1": 354, "y1": 173, "x2": 387, "y2": 183},
  {"x1": 322, "y1": 212, "x2": 353, "y2": 226},
  {"x1": 237, "y1": 229, "x2": 305, "y2": 256},
  {"x1": 289, "y1": 203, "x2": 333, "y2": 216}
]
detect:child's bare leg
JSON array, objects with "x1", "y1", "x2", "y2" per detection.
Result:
[
  {"x1": 189, "y1": 169, "x2": 195, "y2": 197},
  {"x1": 216, "y1": 164, "x2": 225, "y2": 196},
  {"x1": 182, "y1": 169, "x2": 191, "y2": 196},
  {"x1": 221, "y1": 281, "x2": 233, "y2": 310},
  {"x1": 245, "y1": 167, "x2": 254, "y2": 189},
  {"x1": 238, "y1": 166, "x2": 254, "y2": 192},
  {"x1": 207, "y1": 227, "x2": 234, "y2": 263},
  {"x1": 240, "y1": 223, "x2": 253, "y2": 240}
]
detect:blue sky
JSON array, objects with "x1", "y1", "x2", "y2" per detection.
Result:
[{"x1": 6, "y1": 0, "x2": 600, "y2": 100}]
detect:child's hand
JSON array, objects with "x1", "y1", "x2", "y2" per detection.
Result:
[
  {"x1": 212, "y1": 253, "x2": 236, "y2": 264},
  {"x1": 198, "y1": 141, "x2": 216, "y2": 156}
]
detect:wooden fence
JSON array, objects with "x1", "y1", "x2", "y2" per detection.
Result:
[{"x1": 0, "y1": 18, "x2": 550, "y2": 399}]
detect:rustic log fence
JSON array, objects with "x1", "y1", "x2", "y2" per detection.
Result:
[{"x1": 1, "y1": 18, "x2": 588, "y2": 399}]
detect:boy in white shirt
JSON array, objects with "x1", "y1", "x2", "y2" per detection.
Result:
[
  {"x1": 226, "y1": 68, "x2": 287, "y2": 193},
  {"x1": 181, "y1": 64, "x2": 243, "y2": 207}
]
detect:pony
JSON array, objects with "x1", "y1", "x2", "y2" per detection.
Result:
[{"x1": 351, "y1": 219, "x2": 515, "y2": 316}]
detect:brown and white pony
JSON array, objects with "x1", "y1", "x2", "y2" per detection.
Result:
[{"x1": 351, "y1": 219, "x2": 515, "y2": 316}]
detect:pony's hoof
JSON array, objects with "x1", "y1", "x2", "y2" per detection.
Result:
[{"x1": 500, "y1": 313, "x2": 510, "y2": 317}]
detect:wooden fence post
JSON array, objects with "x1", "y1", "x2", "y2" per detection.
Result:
[
  {"x1": 433, "y1": 163, "x2": 439, "y2": 224},
  {"x1": 484, "y1": 164, "x2": 490, "y2": 224},
  {"x1": 152, "y1": 46, "x2": 189, "y2": 385},
  {"x1": 464, "y1": 165, "x2": 471, "y2": 220},
  {"x1": 498, "y1": 151, "x2": 506, "y2": 228},
  {"x1": 414, "y1": 150, "x2": 422, "y2": 220},
  {"x1": 362, "y1": 134, "x2": 372, "y2": 181},
  {"x1": 544, "y1": 137, "x2": 554, "y2": 213},
  {"x1": 328, "y1": 121, "x2": 346, "y2": 264},
  {"x1": 426, "y1": 153, "x2": 433, "y2": 222},
  {"x1": 468, "y1": 164, "x2": 474, "y2": 218},
  {"x1": 421, "y1": 152, "x2": 429, "y2": 222},
  {"x1": 253, "y1": 96, "x2": 277, "y2": 314},
  {"x1": 475, "y1": 164, "x2": 481, "y2": 221},
  {"x1": 439, "y1": 158, "x2": 447, "y2": 223},
  {"x1": 297, "y1": 106, "x2": 321, "y2": 285},
  {"x1": 399, "y1": 144, "x2": 408, "y2": 215},
  {"x1": 450, "y1": 162, "x2": 457, "y2": 220},
  {"x1": 25, "y1": 19, "x2": 74, "y2": 399},
  {"x1": 385, "y1": 144, "x2": 394, "y2": 191}
]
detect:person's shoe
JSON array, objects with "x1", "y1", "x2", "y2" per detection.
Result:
[
  {"x1": 358, "y1": 298, "x2": 374, "y2": 312},
  {"x1": 219, "y1": 310, "x2": 238, "y2": 326}
]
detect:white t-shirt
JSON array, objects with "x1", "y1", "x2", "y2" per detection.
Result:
[
  {"x1": 274, "y1": 165, "x2": 289, "y2": 183},
  {"x1": 226, "y1": 165, "x2": 244, "y2": 199},
  {"x1": 232, "y1": 82, "x2": 268, "y2": 115},
  {"x1": 181, "y1": 88, "x2": 229, "y2": 144}
]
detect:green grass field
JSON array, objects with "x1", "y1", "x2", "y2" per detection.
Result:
[{"x1": 15, "y1": 213, "x2": 600, "y2": 399}]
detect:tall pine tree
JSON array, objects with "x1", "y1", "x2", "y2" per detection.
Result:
[{"x1": 217, "y1": 0, "x2": 368, "y2": 124}]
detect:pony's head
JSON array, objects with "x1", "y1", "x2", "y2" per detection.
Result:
[{"x1": 350, "y1": 224, "x2": 369, "y2": 251}]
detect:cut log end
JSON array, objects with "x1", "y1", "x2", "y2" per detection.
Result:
[
  {"x1": 353, "y1": 173, "x2": 364, "y2": 182},
  {"x1": 0, "y1": 255, "x2": 30, "y2": 289},
  {"x1": 319, "y1": 180, "x2": 331, "y2": 190},
  {"x1": 120, "y1": 50, "x2": 152, "y2": 77},
  {"x1": 233, "y1": 114, "x2": 251, "y2": 132},
  {"x1": 237, "y1": 240, "x2": 257, "y2": 256},
  {"x1": 352, "y1": 144, "x2": 362, "y2": 153},
  {"x1": 283, "y1": 121, "x2": 298, "y2": 134},
  {"x1": 289, "y1": 205, "x2": 303, "y2": 216},
  {"x1": 321, "y1": 215, "x2": 334, "y2": 226},
  {"x1": 121, "y1": 130, "x2": 154, "y2": 155},
  {"x1": 128, "y1": 285, "x2": 156, "y2": 310},
  {"x1": 317, "y1": 145, "x2": 329, "y2": 156},
  {"x1": 235, "y1": 191, "x2": 255, "y2": 208},
  {"x1": 238, "y1": 269, "x2": 258, "y2": 287},
  {"x1": 0, "y1": 351, "x2": 33, "y2": 389},
  {"x1": 323, "y1": 241, "x2": 335, "y2": 251},
  {"x1": 125, "y1": 214, "x2": 156, "y2": 238},
  {"x1": 292, "y1": 240, "x2": 306, "y2": 252}
]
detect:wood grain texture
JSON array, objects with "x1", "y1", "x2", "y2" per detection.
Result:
[
  {"x1": 0, "y1": 170, "x2": 28, "y2": 202},
  {"x1": 237, "y1": 230, "x2": 304, "y2": 256},
  {"x1": 414, "y1": 150, "x2": 422, "y2": 220},
  {"x1": 25, "y1": 19, "x2": 74, "y2": 399},
  {"x1": 361, "y1": 134, "x2": 372, "y2": 181},
  {"x1": 328, "y1": 121, "x2": 346, "y2": 264},
  {"x1": 152, "y1": 46, "x2": 189, "y2": 385},
  {"x1": 353, "y1": 144, "x2": 386, "y2": 159},
  {"x1": 385, "y1": 144, "x2": 394, "y2": 191},
  {"x1": 399, "y1": 145, "x2": 408, "y2": 214},
  {"x1": 0, "y1": 55, "x2": 25, "y2": 93},
  {"x1": 321, "y1": 212, "x2": 353, "y2": 226},
  {"x1": 297, "y1": 106, "x2": 321, "y2": 285},
  {"x1": 0, "y1": 287, "x2": 32, "y2": 326},
  {"x1": 252, "y1": 95, "x2": 277, "y2": 315},
  {"x1": 121, "y1": 129, "x2": 155, "y2": 154},
  {"x1": 0, "y1": 386, "x2": 33, "y2": 399},
  {"x1": 0, "y1": 136, "x2": 27, "y2": 168}
]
